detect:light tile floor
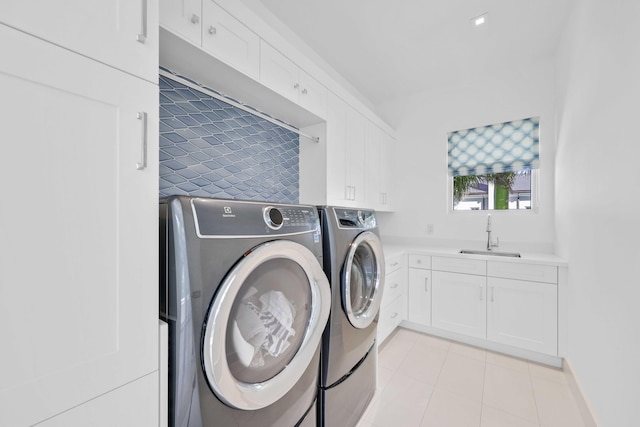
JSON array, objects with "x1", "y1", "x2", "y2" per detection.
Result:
[{"x1": 357, "y1": 328, "x2": 586, "y2": 427}]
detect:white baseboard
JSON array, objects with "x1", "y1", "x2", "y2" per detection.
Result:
[{"x1": 563, "y1": 358, "x2": 599, "y2": 427}]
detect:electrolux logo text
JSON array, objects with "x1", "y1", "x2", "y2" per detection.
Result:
[{"x1": 222, "y1": 207, "x2": 236, "y2": 218}]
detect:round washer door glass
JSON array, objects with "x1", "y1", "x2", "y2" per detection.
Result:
[
  {"x1": 342, "y1": 231, "x2": 385, "y2": 329},
  {"x1": 202, "y1": 240, "x2": 330, "y2": 411}
]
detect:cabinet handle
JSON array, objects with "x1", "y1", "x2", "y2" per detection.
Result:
[
  {"x1": 136, "y1": 112, "x2": 148, "y2": 170},
  {"x1": 191, "y1": 14, "x2": 200, "y2": 24},
  {"x1": 352, "y1": 186, "x2": 356, "y2": 200},
  {"x1": 390, "y1": 312, "x2": 398, "y2": 319},
  {"x1": 390, "y1": 262, "x2": 399, "y2": 267},
  {"x1": 424, "y1": 277, "x2": 428, "y2": 292},
  {"x1": 136, "y1": 0, "x2": 148, "y2": 43},
  {"x1": 390, "y1": 283, "x2": 398, "y2": 289},
  {"x1": 479, "y1": 284, "x2": 484, "y2": 301},
  {"x1": 208, "y1": 26, "x2": 217, "y2": 35},
  {"x1": 302, "y1": 88, "x2": 308, "y2": 94},
  {"x1": 294, "y1": 83, "x2": 300, "y2": 89},
  {"x1": 491, "y1": 286, "x2": 495, "y2": 303}
]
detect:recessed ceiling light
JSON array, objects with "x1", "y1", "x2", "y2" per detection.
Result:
[{"x1": 471, "y1": 12, "x2": 489, "y2": 28}]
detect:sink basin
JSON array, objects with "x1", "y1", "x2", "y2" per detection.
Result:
[{"x1": 460, "y1": 249, "x2": 521, "y2": 258}]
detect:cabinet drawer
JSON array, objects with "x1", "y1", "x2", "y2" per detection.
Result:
[
  {"x1": 488, "y1": 261, "x2": 557, "y2": 284},
  {"x1": 408, "y1": 254, "x2": 431, "y2": 269},
  {"x1": 385, "y1": 254, "x2": 404, "y2": 274},
  {"x1": 378, "y1": 294, "x2": 405, "y2": 343},
  {"x1": 382, "y1": 267, "x2": 405, "y2": 308},
  {"x1": 432, "y1": 256, "x2": 486, "y2": 275}
]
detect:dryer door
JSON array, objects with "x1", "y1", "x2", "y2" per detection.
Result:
[
  {"x1": 342, "y1": 231, "x2": 385, "y2": 329},
  {"x1": 201, "y1": 240, "x2": 330, "y2": 410}
]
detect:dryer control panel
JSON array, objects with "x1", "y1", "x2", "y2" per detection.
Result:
[
  {"x1": 333, "y1": 208, "x2": 377, "y2": 229},
  {"x1": 191, "y1": 198, "x2": 320, "y2": 237}
]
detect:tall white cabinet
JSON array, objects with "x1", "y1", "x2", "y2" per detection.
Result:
[{"x1": 0, "y1": 4, "x2": 159, "y2": 426}]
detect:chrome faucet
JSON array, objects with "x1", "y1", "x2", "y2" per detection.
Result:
[{"x1": 486, "y1": 214, "x2": 499, "y2": 251}]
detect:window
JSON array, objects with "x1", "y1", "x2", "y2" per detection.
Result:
[{"x1": 448, "y1": 117, "x2": 539, "y2": 211}]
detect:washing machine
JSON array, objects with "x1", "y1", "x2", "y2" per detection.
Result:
[
  {"x1": 160, "y1": 196, "x2": 331, "y2": 427},
  {"x1": 317, "y1": 207, "x2": 385, "y2": 427}
]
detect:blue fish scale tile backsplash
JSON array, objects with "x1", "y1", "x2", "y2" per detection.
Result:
[{"x1": 159, "y1": 72, "x2": 299, "y2": 203}]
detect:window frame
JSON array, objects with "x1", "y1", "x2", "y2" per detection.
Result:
[{"x1": 447, "y1": 169, "x2": 540, "y2": 214}]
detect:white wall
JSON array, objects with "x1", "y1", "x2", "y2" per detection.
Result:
[
  {"x1": 375, "y1": 59, "x2": 556, "y2": 252},
  {"x1": 555, "y1": 1, "x2": 640, "y2": 425}
]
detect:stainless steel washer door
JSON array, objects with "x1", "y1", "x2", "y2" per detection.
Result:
[
  {"x1": 342, "y1": 231, "x2": 385, "y2": 329},
  {"x1": 201, "y1": 240, "x2": 330, "y2": 410}
]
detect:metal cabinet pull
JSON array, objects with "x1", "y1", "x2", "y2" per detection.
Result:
[
  {"x1": 136, "y1": 0, "x2": 148, "y2": 43},
  {"x1": 491, "y1": 286, "x2": 495, "y2": 302},
  {"x1": 390, "y1": 262, "x2": 399, "y2": 267},
  {"x1": 390, "y1": 283, "x2": 398, "y2": 289},
  {"x1": 424, "y1": 277, "x2": 429, "y2": 292},
  {"x1": 302, "y1": 88, "x2": 308, "y2": 94},
  {"x1": 136, "y1": 112, "x2": 148, "y2": 170},
  {"x1": 390, "y1": 312, "x2": 398, "y2": 319},
  {"x1": 191, "y1": 14, "x2": 200, "y2": 24},
  {"x1": 294, "y1": 83, "x2": 300, "y2": 89},
  {"x1": 479, "y1": 284, "x2": 484, "y2": 301},
  {"x1": 208, "y1": 26, "x2": 217, "y2": 35}
]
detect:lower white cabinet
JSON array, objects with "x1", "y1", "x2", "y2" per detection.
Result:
[
  {"x1": 407, "y1": 254, "x2": 432, "y2": 327},
  {"x1": 408, "y1": 268, "x2": 431, "y2": 326},
  {"x1": 487, "y1": 277, "x2": 558, "y2": 355},
  {"x1": 431, "y1": 271, "x2": 487, "y2": 339},
  {"x1": 0, "y1": 23, "x2": 159, "y2": 427},
  {"x1": 378, "y1": 255, "x2": 407, "y2": 343}
]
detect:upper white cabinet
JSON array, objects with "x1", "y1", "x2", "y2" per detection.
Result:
[
  {"x1": 345, "y1": 107, "x2": 367, "y2": 206},
  {"x1": 379, "y1": 131, "x2": 394, "y2": 209},
  {"x1": 202, "y1": 0, "x2": 259, "y2": 79},
  {"x1": 160, "y1": 0, "x2": 202, "y2": 46},
  {"x1": 260, "y1": 41, "x2": 328, "y2": 118},
  {"x1": 0, "y1": 0, "x2": 159, "y2": 83},
  {"x1": 365, "y1": 123, "x2": 394, "y2": 211},
  {"x1": 0, "y1": 20, "x2": 158, "y2": 427},
  {"x1": 325, "y1": 93, "x2": 366, "y2": 207}
]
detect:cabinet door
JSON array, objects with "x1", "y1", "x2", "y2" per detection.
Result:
[
  {"x1": 0, "y1": 0, "x2": 158, "y2": 83},
  {"x1": 0, "y1": 27, "x2": 158, "y2": 427},
  {"x1": 160, "y1": 0, "x2": 202, "y2": 46},
  {"x1": 487, "y1": 278, "x2": 558, "y2": 355},
  {"x1": 260, "y1": 41, "x2": 300, "y2": 103},
  {"x1": 202, "y1": 0, "x2": 259, "y2": 79},
  {"x1": 408, "y1": 268, "x2": 431, "y2": 326},
  {"x1": 364, "y1": 122, "x2": 382, "y2": 210},
  {"x1": 326, "y1": 92, "x2": 349, "y2": 205},
  {"x1": 35, "y1": 374, "x2": 159, "y2": 427},
  {"x1": 299, "y1": 69, "x2": 328, "y2": 119},
  {"x1": 345, "y1": 106, "x2": 366, "y2": 206},
  {"x1": 379, "y1": 131, "x2": 394, "y2": 209},
  {"x1": 432, "y1": 271, "x2": 486, "y2": 339}
]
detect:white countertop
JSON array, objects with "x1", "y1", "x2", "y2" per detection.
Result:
[{"x1": 382, "y1": 242, "x2": 567, "y2": 267}]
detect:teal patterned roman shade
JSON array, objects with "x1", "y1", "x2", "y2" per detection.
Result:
[{"x1": 447, "y1": 117, "x2": 540, "y2": 177}]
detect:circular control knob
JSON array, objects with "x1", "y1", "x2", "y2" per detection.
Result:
[
  {"x1": 357, "y1": 210, "x2": 367, "y2": 225},
  {"x1": 264, "y1": 207, "x2": 284, "y2": 230}
]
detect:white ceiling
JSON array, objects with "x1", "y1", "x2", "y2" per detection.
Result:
[{"x1": 237, "y1": 0, "x2": 576, "y2": 106}]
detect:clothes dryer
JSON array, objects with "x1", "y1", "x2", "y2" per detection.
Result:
[
  {"x1": 317, "y1": 207, "x2": 385, "y2": 427},
  {"x1": 160, "y1": 196, "x2": 331, "y2": 427}
]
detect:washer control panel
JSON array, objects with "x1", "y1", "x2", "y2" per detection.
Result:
[{"x1": 192, "y1": 198, "x2": 320, "y2": 237}]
